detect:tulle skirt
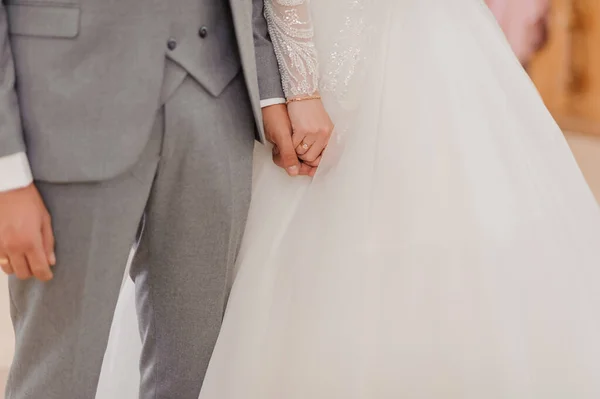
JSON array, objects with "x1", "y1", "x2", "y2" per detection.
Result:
[
  {"x1": 199, "y1": 1, "x2": 600, "y2": 398},
  {"x1": 98, "y1": 1, "x2": 600, "y2": 398}
]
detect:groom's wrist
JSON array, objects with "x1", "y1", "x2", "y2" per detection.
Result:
[
  {"x1": 260, "y1": 98, "x2": 286, "y2": 108},
  {"x1": 0, "y1": 152, "x2": 33, "y2": 192}
]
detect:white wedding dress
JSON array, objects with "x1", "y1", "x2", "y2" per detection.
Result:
[{"x1": 97, "y1": 0, "x2": 600, "y2": 397}]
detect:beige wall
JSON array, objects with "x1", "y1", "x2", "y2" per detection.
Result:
[
  {"x1": 566, "y1": 133, "x2": 600, "y2": 202},
  {"x1": 0, "y1": 275, "x2": 13, "y2": 369}
]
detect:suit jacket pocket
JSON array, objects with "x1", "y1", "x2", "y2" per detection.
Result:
[{"x1": 6, "y1": 2, "x2": 80, "y2": 38}]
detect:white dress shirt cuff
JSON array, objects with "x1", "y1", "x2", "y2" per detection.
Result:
[
  {"x1": 260, "y1": 98, "x2": 286, "y2": 108},
  {"x1": 0, "y1": 152, "x2": 33, "y2": 192}
]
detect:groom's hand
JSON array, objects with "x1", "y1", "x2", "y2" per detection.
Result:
[
  {"x1": 262, "y1": 104, "x2": 312, "y2": 176},
  {"x1": 0, "y1": 184, "x2": 56, "y2": 281}
]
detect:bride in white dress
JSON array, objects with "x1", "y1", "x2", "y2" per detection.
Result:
[{"x1": 97, "y1": 0, "x2": 600, "y2": 397}]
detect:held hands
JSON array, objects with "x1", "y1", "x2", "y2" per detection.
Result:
[
  {"x1": 0, "y1": 184, "x2": 56, "y2": 281},
  {"x1": 262, "y1": 104, "x2": 313, "y2": 176},
  {"x1": 262, "y1": 97, "x2": 334, "y2": 177},
  {"x1": 287, "y1": 97, "x2": 334, "y2": 177}
]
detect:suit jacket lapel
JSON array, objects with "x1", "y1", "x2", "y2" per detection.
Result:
[{"x1": 229, "y1": 0, "x2": 264, "y2": 139}]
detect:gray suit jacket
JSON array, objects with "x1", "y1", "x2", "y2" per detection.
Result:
[{"x1": 0, "y1": 0, "x2": 283, "y2": 183}]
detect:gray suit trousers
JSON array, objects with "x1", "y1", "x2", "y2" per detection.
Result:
[{"x1": 6, "y1": 60, "x2": 255, "y2": 399}]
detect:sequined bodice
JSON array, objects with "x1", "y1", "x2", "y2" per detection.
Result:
[{"x1": 264, "y1": 0, "x2": 319, "y2": 98}]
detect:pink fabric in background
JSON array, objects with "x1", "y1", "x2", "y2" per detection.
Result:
[{"x1": 486, "y1": 0, "x2": 550, "y2": 64}]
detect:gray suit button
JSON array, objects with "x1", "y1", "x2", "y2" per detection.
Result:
[
  {"x1": 198, "y1": 26, "x2": 208, "y2": 39},
  {"x1": 167, "y1": 38, "x2": 177, "y2": 51}
]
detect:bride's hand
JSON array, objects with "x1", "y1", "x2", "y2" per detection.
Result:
[{"x1": 287, "y1": 96, "x2": 334, "y2": 172}]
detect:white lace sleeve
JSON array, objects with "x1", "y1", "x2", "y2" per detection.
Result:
[{"x1": 264, "y1": 0, "x2": 319, "y2": 99}]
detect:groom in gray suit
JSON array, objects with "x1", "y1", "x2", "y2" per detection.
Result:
[{"x1": 0, "y1": 0, "x2": 303, "y2": 398}]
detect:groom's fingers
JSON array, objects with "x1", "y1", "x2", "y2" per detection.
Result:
[
  {"x1": 274, "y1": 152, "x2": 313, "y2": 176},
  {"x1": 26, "y1": 242, "x2": 53, "y2": 282},
  {"x1": 41, "y1": 215, "x2": 56, "y2": 266},
  {"x1": 273, "y1": 136, "x2": 300, "y2": 176},
  {"x1": 0, "y1": 252, "x2": 13, "y2": 275},
  {"x1": 0, "y1": 183, "x2": 54, "y2": 281},
  {"x1": 262, "y1": 104, "x2": 301, "y2": 176},
  {"x1": 274, "y1": 145, "x2": 313, "y2": 176},
  {"x1": 9, "y1": 254, "x2": 31, "y2": 280}
]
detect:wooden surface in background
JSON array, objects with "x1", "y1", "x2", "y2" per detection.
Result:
[{"x1": 529, "y1": 0, "x2": 600, "y2": 135}]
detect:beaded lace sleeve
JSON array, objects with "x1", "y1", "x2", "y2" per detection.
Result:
[{"x1": 264, "y1": 0, "x2": 319, "y2": 99}]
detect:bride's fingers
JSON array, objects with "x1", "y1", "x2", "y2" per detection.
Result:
[
  {"x1": 293, "y1": 133, "x2": 317, "y2": 152},
  {"x1": 303, "y1": 156, "x2": 321, "y2": 167},
  {"x1": 292, "y1": 132, "x2": 305, "y2": 148},
  {"x1": 298, "y1": 163, "x2": 314, "y2": 176},
  {"x1": 295, "y1": 141, "x2": 312, "y2": 156},
  {"x1": 299, "y1": 138, "x2": 326, "y2": 163}
]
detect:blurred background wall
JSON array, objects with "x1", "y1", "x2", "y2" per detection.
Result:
[
  {"x1": 0, "y1": 278, "x2": 10, "y2": 392},
  {"x1": 0, "y1": 282, "x2": 10, "y2": 369},
  {"x1": 486, "y1": 0, "x2": 550, "y2": 65},
  {"x1": 488, "y1": 0, "x2": 600, "y2": 202}
]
